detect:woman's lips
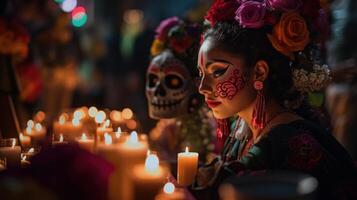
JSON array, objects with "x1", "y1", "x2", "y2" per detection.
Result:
[{"x1": 206, "y1": 99, "x2": 221, "y2": 108}]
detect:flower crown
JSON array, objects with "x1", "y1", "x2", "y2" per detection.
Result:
[
  {"x1": 205, "y1": 0, "x2": 330, "y2": 94},
  {"x1": 150, "y1": 17, "x2": 201, "y2": 58}
]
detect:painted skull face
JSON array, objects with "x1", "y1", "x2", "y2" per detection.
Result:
[{"x1": 146, "y1": 50, "x2": 194, "y2": 119}]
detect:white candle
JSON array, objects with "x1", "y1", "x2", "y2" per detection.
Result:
[
  {"x1": 132, "y1": 154, "x2": 167, "y2": 200},
  {"x1": 53, "y1": 115, "x2": 83, "y2": 140},
  {"x1": 96, "y1": 119, "x2": 113, "y2": 142},
  {"x1": 76, "y1": 133, "x2": 95, "y2": 153},
  {"x1": 111, "y1": 131, "x2": 148, "y2": 200},
  {"x1": 177, "y1": 147, "x2": 199, "y2": 186},
  {"x1": 52, "y1": 134, "x2": 68, "y2": 147},
  {"x1": 97, "y1": 133, "x2": 120, "y2": 165},
  {"x1": 0, "y1": 139, "x2": 21, "y2": 168},
  {"x1": 24, "y1": 122, "x2": 46, "y2": 144}
]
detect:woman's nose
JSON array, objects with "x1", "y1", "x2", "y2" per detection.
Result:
[{"x1": 198, "y1": 76, "x2": 213, "y2": 95}]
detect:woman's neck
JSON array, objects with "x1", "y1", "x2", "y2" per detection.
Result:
[{"x1": 238, "y1": 98, "x2": 285, "y2": 141}]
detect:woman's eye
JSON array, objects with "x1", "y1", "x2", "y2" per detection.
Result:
[{"x1": 213, "y1": 67, "x2": 228, "y2": 78}]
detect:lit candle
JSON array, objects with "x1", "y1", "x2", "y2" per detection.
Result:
[
  {"x1": 21, "y1": 147, "x2": 38, "y2": 160},
  {"x1": 177, "y1": 147, "x2": 199, "y2": 186},
  {"x1": 52, "y1": 134, "x2": 68, "y2": 147},
  {"x1": 155, "y1": 182, "x2": 186, "y2": 200},
  {"x1": 96, "y1": 119, "x2": 114, "y2": 142},
  {"x1": 19, "y1": 133, "x2": 31, "y2": 149},
  {"x1": 132, "y1": 154, "x2": 167, "y2": 200},
  {"x1": 76, "y1": 133, "x2": 95, "y2": 153},
  {"x1": 21, "y1": 154, "x2": 31, "y2": 168},
  {"x1": 24, "y1": 121, "x2": 46, "y2": 144},
  {"x1": 112, "y1": 131, "x2": 148, "y2": 200},
  {"x1": 97, "y1": 133, "x2": 121, "y2": 165},
  {"x1": 0, "y1": 138, "x2": 21, "y2": 168},
  {"x1": 53, "y1": 114, "x2": 83, "y2": 140}
]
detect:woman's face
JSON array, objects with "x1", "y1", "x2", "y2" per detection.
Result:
[{"x1": 198, "y1": 38, "x2": 256, "y2": 119}]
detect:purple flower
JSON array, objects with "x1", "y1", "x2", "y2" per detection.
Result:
[
  {"x1": 155, "y1": 17, "x2": 181, "y2": 41},
  {"x1": 267, "y1": 0, "x2": 302, "y2": 11},
  {"x1": 235, "y1": 1, "x2": 267, "y2": 29}
]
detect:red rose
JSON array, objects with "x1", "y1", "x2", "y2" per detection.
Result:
[
  {"x1": 205, "y1": 0, "x2": 240, "y2": 26},
  {"x1": 301, "y1": 0, "x2": 321, "y2": 19},
  {"x1": 169, "y1": 35, "x2": 193, "y2": 54}
]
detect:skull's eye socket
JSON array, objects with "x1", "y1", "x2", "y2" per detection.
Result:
[
  {"x1": 147, "y1": 74, "x2": 159, "y2": 88},
  {"x1": 165, "y1": 74, "x2": 183, "y2": 89}
]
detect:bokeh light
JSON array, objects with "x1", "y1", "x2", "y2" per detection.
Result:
[
  {"x1": 122, "y1": 108, "x2": 133, "y2": 119},
  {"x1": 61, "y1": 0, "x2": 77, "y2": 13}
]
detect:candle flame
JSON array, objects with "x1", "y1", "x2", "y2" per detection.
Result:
[
  {"x1": 11, "y1": 139, "x2": 16, "y2": 147},
  {"x1": 127, "y1": 131, "x2": 138, "y2": 145},
  {"x1": 145, "y1": 154, "x2": 159, "y2": 173},
  {"x1": 88, "y1": 106, "x2": 98, "y2": 118},
  {"x1": 59, "y1": 115, "x2": 66, "y2": 125},
  {"x1": 59, "y1": 134, "x2": 64, "y2": 142},
  {"x1": 27, "y1": 120, "x2": 34, "y2": 128},
  {"x1": 185, "y1": 146, "x2": 189, "y2": 153},
  {"x1": 163, "y1": 182, "x2": 175, "y2": 194},
  {"x1": 95, "y1": 111, "x2": 106, "y2": 124},
  {"x1": 115, "y1": 127, "x2": 122, "y2": 139},
  {"x1": 81, "y1": 133, "x2": 87, "y2": 140},
  {"x1": 72, "y1": 118, "x2": 80, "y2": 126},
  {"x1": 35, "y1": 123, "x2": 42, "y2": 131},
  {"x1": 28, "y1": 148, "x2": 35, "y2": 153},
  {"x1": 104, "y1": 133, "x2": 112, "y2": 145},
  {"x1": 103, "y1": 119, "x2": 110, "y2": 128}
]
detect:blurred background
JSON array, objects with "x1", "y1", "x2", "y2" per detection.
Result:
[{"x1": 0, "y1": 0, "x2": 212, "y2": 133}]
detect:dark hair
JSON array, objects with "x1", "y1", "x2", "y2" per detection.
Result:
[
  {"x1": 204, "y1": 21, "x2": 295, "y2": 106},
  {"x1": 203, "y1": 21, "x2": 328, "y2": 127}
]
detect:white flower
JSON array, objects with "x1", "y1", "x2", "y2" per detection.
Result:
[{"x1": 292, "y1": 64, "x2": 331, "y2": 93}]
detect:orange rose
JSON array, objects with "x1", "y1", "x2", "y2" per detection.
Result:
[{"x1": 267, "y1": 12, "x2": 310, "y2": 59}]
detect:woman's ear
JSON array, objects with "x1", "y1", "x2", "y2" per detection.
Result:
[{"x1": 253, "y1": 60, "x2": 269, "y2": 82}]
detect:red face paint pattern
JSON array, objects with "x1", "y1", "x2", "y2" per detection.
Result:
[{"x1": 214, "y1": 69, "x2": 245, "y2": 100}]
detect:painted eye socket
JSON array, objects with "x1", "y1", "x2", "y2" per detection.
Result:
[
  {"x1": 213, "y1": 67, "x2": 228, "y2": 78},
  {"x1": 147, "y1": 73, "x2": 159, "y2": 88},
  {"x1": 165, "y1": 74, "x2": 183, "y2": 89}
]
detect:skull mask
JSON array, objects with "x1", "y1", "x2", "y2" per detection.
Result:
[{"x1": 146, "y1": 50, "x2": 195, "y2": 119}]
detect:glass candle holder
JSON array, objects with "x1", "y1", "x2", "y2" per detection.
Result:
[{"x1": 0, "y1": 138, "x2": 21, "y2": 168}]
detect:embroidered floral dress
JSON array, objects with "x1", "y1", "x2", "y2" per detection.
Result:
[{"x1": 193, "y1": 119, "x2": 357, "y2": 200}]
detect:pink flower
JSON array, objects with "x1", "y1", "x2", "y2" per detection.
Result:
[
  {"x1": 155, "y1": 17, "x2": 181, "y2": 41},
  {"x1": 267, "y1": 0, "x2": 302, "y2": 11},
  {"x1": 235, "y1": 1, "x2": 267, "y2": 29}
]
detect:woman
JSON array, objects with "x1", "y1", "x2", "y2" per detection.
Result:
[{"x1": 194, "y1": 0, "x2": 357, "y2": 199}]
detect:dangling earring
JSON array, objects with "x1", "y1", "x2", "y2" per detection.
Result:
[
  {"x1": 216, "y1": 118, "x2": 229, "y2": 151},
  {"x1": 252, "y1": 81, "x2": 266, "y2": 131}
]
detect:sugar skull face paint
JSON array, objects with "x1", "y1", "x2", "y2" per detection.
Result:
[
  {"x1": 146, "y1": 50, "x2": 195, "y2": 119},
  {"x1": 198, "y1": 38, "x2": 256, "y2": 119},
  {"x1": 214, "y1": 69, "x2": 246, "y2": 100}
]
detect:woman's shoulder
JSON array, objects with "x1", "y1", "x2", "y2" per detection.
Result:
[{"x1": 265, "y1": 119, "x2": 328, "y2": 141}]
